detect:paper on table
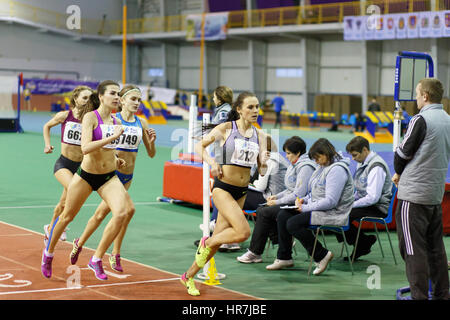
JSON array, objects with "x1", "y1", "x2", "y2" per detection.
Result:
[{"x1": 280, "y1": 205, "x2": 298, "y2": 209}]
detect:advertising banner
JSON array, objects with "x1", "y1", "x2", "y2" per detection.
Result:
[{"x1": 344, "y1": 11, "x2": 450, "y2": 41}]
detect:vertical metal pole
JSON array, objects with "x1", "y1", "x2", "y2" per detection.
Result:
[
  {"x1": 122, "y1": 0, "x2": 127, "y2": 84},
  {"x1": 198, "y1": 13, "x2": 206, "y2": 108},
  {"x1": 188, "y1": 95, "x2": 198, "y2": 155}
]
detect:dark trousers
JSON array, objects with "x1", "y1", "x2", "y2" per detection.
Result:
[
  {"x1": 395, "y1": 200, "x2": 449, "y2": 300},
  {"x1": 243, "y1": 189, "x2": 266, "y2": 211},
  {"x1": 248, "y1": 205, "x2": 281, "y2": 255},
  {"x1": 277, "y1": 210, "x2": 328, "y2": 262},
  {"x1": 274, "y1": 111, "x2": 282, "y2": 128},
  {"x1": 338, "y1": 206, "x2": 387, "y2": 245}
]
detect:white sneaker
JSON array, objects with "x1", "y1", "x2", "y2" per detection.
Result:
[
  {"x1": 43, "y1": 224, "x2": 50, "y2": 246},
  {"x1": 219, "y1": 243, "x2": 241, "y2": 252},
  {"x1": 227, "y1": 243, "x2": 240, "y2": 251},
  {"x1": 60, "y1": 229, "x2": 68, "y2": 241},
  {"x1": 266, "y1": 259, "x2": 294, "y2": 270},
  {"x1": 237, "y1": 250, "x2": 262, "y2": 263},
  {"x1": 43, "y1": 224, "x2": 68, "y2": 245},
  {"x1": 313, "y1": 251, "x2": 334, "y2": 275}
]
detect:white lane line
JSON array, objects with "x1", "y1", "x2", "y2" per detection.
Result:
[
  {"x1": 0, "y1": 221, "x2": 262, "y2": 300},
  {"x1": 0, "y1": 277, "x2": 180, "y2": 296},
  {"x1": 0, "y1": 201, "x2": 165, "y2": 210}
]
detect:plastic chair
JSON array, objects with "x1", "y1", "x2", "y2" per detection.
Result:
[
  {"x1": 351, "y1": 185, "x2": 398, "y2": 264},
  {"x1": 307, "y1": 220, "x2": 354, "y2": 276},
  {"x1": 243, "y1": 209, "x2": 257, "y2": 223},
  {"x1": 348, "y1": 114, "x2": 356, "y2": 127}
]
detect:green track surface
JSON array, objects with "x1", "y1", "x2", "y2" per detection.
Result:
[{"x1": 1, "y1": 112, "x2": 448, "y2": 300}]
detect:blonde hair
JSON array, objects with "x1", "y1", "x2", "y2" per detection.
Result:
[
  {"x1": 214, "y1": 86, "x2": 233, "y2": 106},
  {"x1": 118, "y1": 84, "x2": 141, "y2": 112}
]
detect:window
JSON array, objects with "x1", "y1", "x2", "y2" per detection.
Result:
[
  {"x1": 275, "y1": 68, "x2": 303, "y2": 78},
  {"x1": 148, "y1": 68, "x2": 164, "y2": 77}
]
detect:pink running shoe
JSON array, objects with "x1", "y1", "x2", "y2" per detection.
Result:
[
  {"x1": 41, "y1": 250, "x2": 53, "y2": 278},
  {"x1": 70, "y1": 238, "x2": 82, "y2": 265},
  {"x1": 109, "y1": 254, "x2": 123, "y2": 272},
  {"x1": 88, "y1": 257, "x2": 108, "y2": 281}
]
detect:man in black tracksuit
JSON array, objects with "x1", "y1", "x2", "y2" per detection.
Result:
[{"x1": 392, "y1": 78, "x2": 450, "y2": 300}]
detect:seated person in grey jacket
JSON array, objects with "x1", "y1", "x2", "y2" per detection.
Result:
[
  {"x1": 237, "y1": 136, "x2": 316, "y2": 263},
  {"x1": 243, "y1": 151, "x2": 289, "y2": 211},
  {"x1": 266, "y1": 138, "x2": 354, "y2": 276},
  {"x1": 339, "y1": 136, "x2": 392, "y2": 260}
]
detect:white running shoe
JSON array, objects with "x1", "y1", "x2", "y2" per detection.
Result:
[
  {"x1": 219, "y1": 243, "x2": 241, "y2": 252},
  {"x1": 313, "y1": 251, "x2": 334, "y2": 275},
  {"x1": 266, "y1": 259, "x2": 294, "y2": 270},
  {"x1": 60, "y1": 229, "x2": 68, "y2": 241},
  {"x1": 237, "y1": 250, "x2": 262, "y2": 263},
  {"x1": 43, "y1": 224, "x2": 68, "y2": 246}
]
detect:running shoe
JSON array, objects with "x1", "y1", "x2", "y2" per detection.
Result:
[
  {"x1": 43, "y1": 224, "x2": 68, "y2": 246},
  {"x1": 88, "y1": 257, "x2": 108, "y2": 281},
  {"x1": 43, "y1": 224, "x2": 50, "y2": 247},
  {"x1": 60, "y1": 228, "x2": 68, "y2": 241},
  {"x1": 109, "y1": 254, "x2": 123, "y2": 272},
  {"x1": 70, "y1": 238, "x2": 82, "y2": 265},
  {"x1": 41, "y1": 250, "x2": 53, "y2": 278},
  {"x1": 180, "y1": 272, "x2": 200, "y2": 296},
  {"x1": 195, "y1": 236, "x2": 211, "y2": 268}
]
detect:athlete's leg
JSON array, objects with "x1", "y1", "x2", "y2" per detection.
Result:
[
  {"x1": 77, "y1": 200, "x2": 111, "y2": 248},
  {"x1": 47, "y1": 174, "x2": 92, "y2": 254},
  {"x1": 47, "y1": 169, "x2": 73, "y2": 232},
  {"x1": 111, "y1": 181, "x2": 133, "y2": 255},
  {"x1": 93, "y1": 177, "x2": 135, "y2": 260},
  {"x1": 185, "y1": 190, "x2": 248, "y2": 279}
]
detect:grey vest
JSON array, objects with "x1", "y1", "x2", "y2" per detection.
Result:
[
  {"x1": 398, "y1": 104, "x2": 450, "y2": 205},
  {"x1": 284, "y1": 153, "x2": 317, "y2": 192},
  {"x1": 309, "y1": 159, "x2": 355, "y2": 226},
  {"x1": 354, "y1": 152, "x2": 392, "y2": 214},
  {"x1": 212, "y1": 103, "x2": 231, "y2": 124}
]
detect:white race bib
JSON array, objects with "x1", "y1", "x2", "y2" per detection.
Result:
[
  {"x1": 101, "y1": 124, "x2": 142, "y2": 150},
  {"x1": 116, "y1": 126, "x2": 142, "y2": 150},
  {"x1": 230, "y1": 138, "x2": 259, "y2": 167},
  {"x1": 62, "y1": 121, "x2": 82, "y2": 145},
  {"x1": 101, "y1": 124, "x2": 121, "y2": 149}
]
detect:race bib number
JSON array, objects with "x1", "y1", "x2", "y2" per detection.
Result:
[
  {"x1": 101, "y1": 124, "x2": 121, "y2": 149},
  {"x1": 62, "y1": 121, "x2": 82, "y2": 145},
  {"x1": 101, "y1": 124, "x2": 142, "y2": 150},
  {"x1": 230, "y1": 138, "x2": 259, "y2": 167}
]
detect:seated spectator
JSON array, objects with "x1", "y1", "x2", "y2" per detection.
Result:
[
  {"x1": 266, "y1": 138, "x2": 354, "y2": 276},
  {"x1": 237, "y1": 136, "x2": 316, "y2": 263},
  {"x1": 243, "y1": 151, "x2": 289, "y2": 211},
  {"x1": 354, "y1": 112, "x2": 367, "y2": 132},
  {"x1": 338, "y1": 136, "x2": 392, "y2": 260}
]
